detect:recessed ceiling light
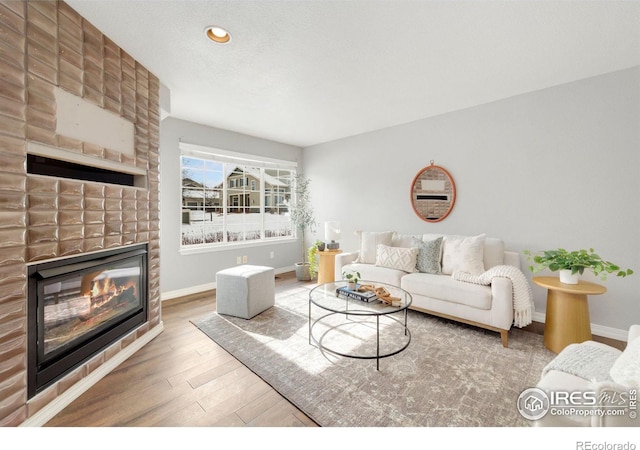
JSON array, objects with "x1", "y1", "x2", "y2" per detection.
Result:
[{"x1": 205, "y1": 26, "x2": 231, "y2": 44}]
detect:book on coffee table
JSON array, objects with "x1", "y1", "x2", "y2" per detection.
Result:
[{"x1": 336, "y1": 286, "x2": 379, "y2": 303}]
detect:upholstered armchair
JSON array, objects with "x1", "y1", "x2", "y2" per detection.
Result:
[{"x1": 534, "y1": 324, "x2": 639, "y2": 427}]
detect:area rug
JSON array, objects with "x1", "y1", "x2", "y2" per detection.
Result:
[{"x1": 193, "y1": 286, "x2": 555, "y2": 427}]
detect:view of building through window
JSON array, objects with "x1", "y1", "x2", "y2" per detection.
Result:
[{"x1": 181, "y1": 154, "x2": 295, "y2": 247}]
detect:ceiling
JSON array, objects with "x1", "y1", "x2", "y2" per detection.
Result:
[{"x1": 65, "y1": 0, "x2": 640, "y2": 148}]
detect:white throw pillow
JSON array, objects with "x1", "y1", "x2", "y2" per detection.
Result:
[
  {"x1": 609, "y1": 337, "x2": 640, "y2": 387},
  {"x1": 391, "y1": 233, "x2": 419, "y2": 248},
  {"x1": 482, "y1": 237, "x2": 505, "y2": 269},
  {"x1": 375, "y1": 244, "x2": 418, "y2": 273},
  {"x1": 355, "y1": 231, "x2": 394, "y2": 264},
  {"x1": 441, "y1": 234, "x2": 486, "y2": 275}
]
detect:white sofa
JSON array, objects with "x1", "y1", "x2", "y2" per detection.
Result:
[
  {"x1": 335, "y1": 231, "x2": 530, "y2": 347},
  {"x1": 534, "y1": 324, "x2": 640, "y2": 427}
]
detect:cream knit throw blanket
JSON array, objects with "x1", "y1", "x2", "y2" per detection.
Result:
[
  {"x1": 452, "y1": 265, "x2": 535, "y2": 328},
  {"x1": 541, "y1": 341, "x2": 620, "y2": 382}
]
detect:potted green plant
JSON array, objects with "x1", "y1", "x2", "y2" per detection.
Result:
[
  {"x1": 307, "y1": 240, "x2": 324, "y2": 280},
  {"x1": 289, "y1": 174, "x2": 317, "y2": 281},
  {"x1": 342, "y1": 269, "x2": 361, "y2": 290},
  {"x1": 524, "y1": 248, "x2": 633, "y2": 284}
]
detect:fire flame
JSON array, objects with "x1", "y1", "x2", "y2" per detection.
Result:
[
  {"x1": 91, "y1": 277, "x2": 116, "y2": 299},
  {"x1": 89, "y1": 276, "x2": 137, "y2": 308}
]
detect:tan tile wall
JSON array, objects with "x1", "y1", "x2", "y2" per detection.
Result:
[{"x1": 0, "y1": 1, "x2": 160, "y2": 426}]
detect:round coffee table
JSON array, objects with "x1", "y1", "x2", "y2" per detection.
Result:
[{"x1": 308, "y1": 280, "x2": 412, "y2": 370}]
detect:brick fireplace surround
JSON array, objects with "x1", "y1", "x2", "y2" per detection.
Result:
[{"x1": 0, "y1": 1, "x2": 161, "y2": 426}]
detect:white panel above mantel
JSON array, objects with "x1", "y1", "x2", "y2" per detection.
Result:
[{"x1": 55, "y1": 87, "x2": 135, "y2": 157}]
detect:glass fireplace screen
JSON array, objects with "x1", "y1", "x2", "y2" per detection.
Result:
[{"x1": 41, "y1": 258, "x2": 142, "y2": 357}]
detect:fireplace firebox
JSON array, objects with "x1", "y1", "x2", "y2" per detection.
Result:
[{"x1": 28, "y1": 244, "x2": 148, "y2": 398}]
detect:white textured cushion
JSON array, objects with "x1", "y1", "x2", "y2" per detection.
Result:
[
  {"x1": 424, "y1": 234, "x2": 505, "y2": 270},
  {"x1": 483, "y1": 237, "x2": 505, "y2": 269},
  {"x1": 610, "y1": 337, "x2": 640, "y2": 387},
  {"x1": 355, "y1": 230, "x2": 394, "y2": 264},
  {"x1": 391, "y1": 233, "x2": 420, "y2": 248},
  {"x1": 375, "y1": 244, "x2": 418, "y2": 273},
  {"x1": 441, "y1": 234, "x2": 486, "y2": 275}
]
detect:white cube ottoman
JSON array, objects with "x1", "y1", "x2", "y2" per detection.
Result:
[{"x1": 215, "y1": 265, "x2": 275, "y2": 319}]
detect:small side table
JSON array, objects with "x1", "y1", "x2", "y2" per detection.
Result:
[
  {"x1": 533, "y1": 276, "x2": 606, "y2": 353},
  {"x1": 317, "y1": 250, "x2": 342, "y2": 284}
]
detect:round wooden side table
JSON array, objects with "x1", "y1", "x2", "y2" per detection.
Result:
[
  {"x1": 533, "y1": 276, "x2": 606, "y2": 353},
  {"x1": 317, "y1": 250, "x2": 342, "y2": 284}
]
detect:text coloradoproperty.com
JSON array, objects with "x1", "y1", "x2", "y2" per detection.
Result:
[{"x1": 551, "y1": 407, "x2": 628, "y2": 417}]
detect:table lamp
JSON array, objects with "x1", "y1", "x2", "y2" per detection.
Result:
[{"x1": 325, "y1": 221, "x2": 341, "y2": 250}]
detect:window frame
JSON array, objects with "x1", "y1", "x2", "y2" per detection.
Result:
[{"x1": 179, "y1": 142, "x2": 298, "y2": 254}]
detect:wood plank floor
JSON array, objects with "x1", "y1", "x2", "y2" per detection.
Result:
[{"x1": 45, "y1": 272, "x2": 318, "y2": 427}]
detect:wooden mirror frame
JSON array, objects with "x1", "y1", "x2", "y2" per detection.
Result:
[{"x1": 410, "y1": 161, "x2": 456, "y2": 223}]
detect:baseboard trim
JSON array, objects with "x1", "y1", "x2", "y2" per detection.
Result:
[
  {"x1": 160, "y1": 265, "x2": 295, "y2": 301},
  {"x1": 20, "y1": 322, "x2": 164, "y2": 427},
  {"x1": 532, "y1": 311, "x2": 628, "y2": 342},
  {"x1": 161, "y1": 281, "x2": 217, "y2": 301}
]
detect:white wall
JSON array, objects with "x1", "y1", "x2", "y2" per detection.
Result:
[
  {"x1": 303, "y1": 67, "x2": 640, "y2": 335},
  {"x1": 159, "y1": 117, "x2": 303, "y2": 297}
]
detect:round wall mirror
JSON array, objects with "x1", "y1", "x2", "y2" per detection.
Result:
[{"x1": 410, "y1": 161, "x2": 456, "y2": 222}]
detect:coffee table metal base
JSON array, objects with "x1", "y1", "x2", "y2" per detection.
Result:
[{"x1": 308, "y1": 307, "x2": 411, "y2": 371}]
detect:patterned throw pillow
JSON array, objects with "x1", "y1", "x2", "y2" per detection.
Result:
[
  {"x1": 411, "y1": 236, "x2": 443, "y2": 274},
  {"x1": 375, "y1": 244, "x2": 418, "y2": 273}
]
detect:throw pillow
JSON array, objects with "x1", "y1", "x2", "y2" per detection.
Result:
[
  {"x1": 391, "y1": 233, "x2": 419, "y2": 248},
  {"x1": 375, "y1": 244, "x2": 418, "y2": 273},
  {"x1": 609, "y1": 337, "x2": 640, "y2": 387},
  {"x1": 441, "y1": 234, "x2": 486, "y2": 275},
  {"x1": 411, "y1": 236, "x2": 443, "y2": 274},
  {"x1": 355, "y1": 230, "x2": 394, "y2": 264}
]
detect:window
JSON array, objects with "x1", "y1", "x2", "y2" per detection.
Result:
[{"x1": 180, "y1": 143, "x2": 297, "y2": 251}]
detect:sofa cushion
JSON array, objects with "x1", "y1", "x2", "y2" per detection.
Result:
[
  {"x1": 483, "y1": 238, "x2": 505, "y2": 269},
  {"x1": 375, "y1": 244, "x2": 418, "y2": 273},
  {"x1": 609, "y1": 337, "x2": 640, "y2": 387},
  {"x1": 401, "y1": 273, "x2": 492, "y2": 309},
  {"x1": 342, "y1": 263, "x2": 406, "y2": 287},
  {"x1": 412, "y1": 236, "x2": 442, "y2": 274},
  {"x1": 423, "y1": 234, "x2": 505, "y2": 270},
  {"x1": 354, "y1": 230, "x2": 394, "y2": 264},
  {"x1": 391, "y1": 233, "x2": 421, "y2": 248},
  {"x1": 441, "y1": 234, "x2": 486, "y2": 275}
]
